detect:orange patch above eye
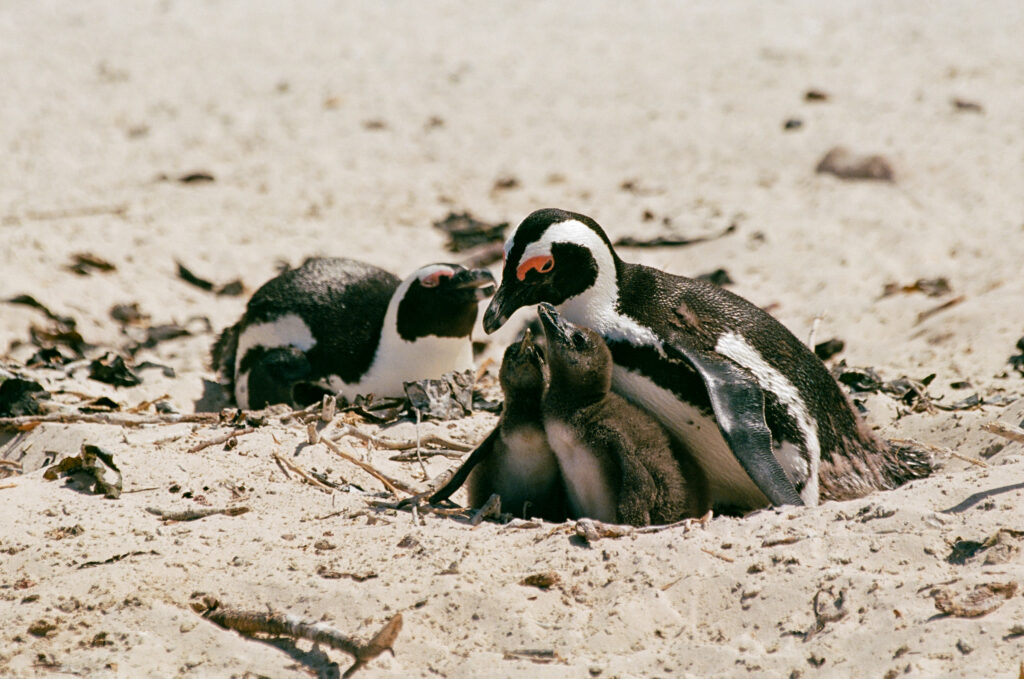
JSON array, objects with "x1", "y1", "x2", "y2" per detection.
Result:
[
  {"x1": 421, "y1": 270, "x2": 453, "y2": 287},
  {"x1": 516, "y1": 255, "x2": 554, "y2": 281}
]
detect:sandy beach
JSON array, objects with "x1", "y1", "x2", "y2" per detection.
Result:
[{"x1": 2, "y1": 1, "x2": 1023, "y2": 677}]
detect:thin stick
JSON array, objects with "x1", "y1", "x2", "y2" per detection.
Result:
[
  {"x1": 389, "y1": 449, "x2": 467, "y2": 462},
  {"x1": 0, "y1": 412, "x2": 220, "y2": 430},
  {"x1": 193, "y1": 597, "x2": 401, "y2": 679},
  {"x1": 0, "y1": 482, "x2": 16, "y2": 490},
  {"x1": 187, "y1": 427, "x2": 256, "y2": 454},
  {"x1": 807, "y1": 314, "x2": 823, "y2": 349},
  {"x1": 320, "y1": 437, "x2": 417, "y2": 496},
  {"x1": 0, "y1": 460, "x2": 23, "y2": 469},
  {"x1": 915, "y1": 295, "x2": 966, "y2": 325},
  {"x1": 983, "y1": 421, "x2": 1024, "y2": 444},
  {"x1": 321, "y1": 394, "x2": 336, "y2": 423},
  {"x1": 22, "y1": 203, "x2": 128, "y2": 221},
  {"x1": 273, "y1": 454, "x2": 293, "y2": 479},
  {"x1": 890, "y1": 437, "x2": 988, "y2": 468},
  {"x1": 475, "y1": 357, "x2": 494, "y2": 382},
  {"x1": 701, "y1": 547, "x2": 735, "y2": 563},
  {"x1": 272, "y1": 453, "x2": 334, "y2": 493},
  {"x1": 333, "y1": 423, "x2": 473, "y2": 452},
  {"x1": 413, "y1": 408, "x2": 428, "y2": 480}
]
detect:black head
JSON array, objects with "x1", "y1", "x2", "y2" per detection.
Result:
[
  {"x1": 396, "y1": 264, "x2": 495, "y2": 341},
  {"x1": 536, "y1": 302, "x2": 612, "y2": 402},
  {"x1": 483, "y1": 208, "x2": 619, "y2": 333},
  {"x1": 498, "y1": 327, "x2": 546, "y2": 398}
]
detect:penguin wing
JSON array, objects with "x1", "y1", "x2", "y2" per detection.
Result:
[
  {"x1": 661, "y1": 336, "x2": 804, "y2": 507},
  {"x1": 428, "y1": 426, "x2": 500, "y2": 505}
]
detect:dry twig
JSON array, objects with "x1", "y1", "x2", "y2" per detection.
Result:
[
  {"x1": 0, "y1": 412, "x2": 219, "y2": 431},
  {"x1": 192, "y1": 597, "x2": 401, "y2": 678},
  {"x1": 272, "y1": 453, "x2": 335, "y2": 493},
  {"x1": 983, "y1": 421, "x2": 1024, "y2": 444},
  {"x1": 320, "y1": 437, "x2": 417, "y2": 495},
  {"x1": 333, "y1": 423, "x2": 473, "y2": 452},
  {"x1": 187, "y1": 427, "x2": 256, "y2": 454}
]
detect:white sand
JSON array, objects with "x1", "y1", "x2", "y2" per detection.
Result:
[{"x1": 2, "y1": 1, "x2": 1023, "y2": 677}]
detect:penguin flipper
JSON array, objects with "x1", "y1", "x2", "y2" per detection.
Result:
[
  {"x1": 427, "y1": 426, "x2": 500, "y2": 504},
  {"x1": 664, "y1": 342, "x2": 804, "y2": 507}
]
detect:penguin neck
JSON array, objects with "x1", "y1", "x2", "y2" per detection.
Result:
[
  {"x1": 558, "y1": 258, "x2": 662, "y2": 350},
  {"x1": 501, "y1": 386, "x2": 544, "y2": 428}
]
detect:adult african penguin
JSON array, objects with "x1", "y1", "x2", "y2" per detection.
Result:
[
  {"x1": 538, "y1": 303, "x2": 709, "y2": 525},
  {"x1": 484, "y1": 208, "x2": 933, "y2": 510},
  {"x1": 428, "y1": 328, "x2": 568, "y2": 522},
  {"x1": 213, "y1": 257, "x2": 494, "y2": 410}
]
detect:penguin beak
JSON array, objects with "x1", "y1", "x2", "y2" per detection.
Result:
[
  {"x1": 452, "y1": 268, "x2": 496, "y2": 301},
  {"x1": 536, "y1": 302, "x2": 573, "y2": 346},
  {"x1": 483, "y1": 284, "x2": 515, "y2": 333}
]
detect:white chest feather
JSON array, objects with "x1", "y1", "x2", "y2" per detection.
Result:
[
  {"x1": 544, "y1": 420, "x2": 617, "y2": 523},
  {"x1": 336, "y1": 332, "x2": 473, "y2": 399},
  {"x1": 611, "y1": 366, "x2": 767, "y2": 507},
  {"x1": 494, "y1": 427, "x2": 560, "y2": 496}
]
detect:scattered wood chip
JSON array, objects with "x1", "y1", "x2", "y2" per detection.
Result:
[
  {"x1": 67, "y1": 252, "x2": 116, "y2": 275},
  {"x1": 79, "y1": 550, "x2": 159, "y2": 569},
  {"x1": 503, "y1": 649, "x2": 563, "y2": 664},
  {"x1": 762, "y1": 535, "x2": 803, "y2": 547},
  {"x1": 520, "y1": 572, "x2": 561, "y2": 589},
  {"x1": 193, "y1": 596, "x2": 401, "y2": 678},
  {"x1": 931, "y1": 581, "x2": 1017, "y2": 618},
  {"x1": 881, "y1": 277, "x2": 952, "y2": 298},
  {"x1": 178, "y1": 171, "x2": 215, "y2": 183},
  {"x1": 433, "y1": 212, "x2": 508, "y2": 253},
  {"x1": 316, "y1": 567, "x2": 378, "y2": 582},
  {"x1": 951, "y1": 98, "x2": 983, "y2": 113},
  {"x1": 470, "y1": 493, "x2": 502, "y2": 526},
  {"x1": 88, "y1": 352, "x2": 141, "y2": 387},
  {"x1": 805, "y1": 89, "x2": 829, "y2": 102},
  {"x1": 816, "y1": 146, "x2": 894, "y2": 181},
  {"x1": 915, "y1": 295, "x2": 966, "y2": 325},
  {"x1": 814, "y1": 338, "x2": 845, "y2": 361},
  {"x1": 804, "y1": 586, "x2": 848, "y2": 641},
  {"x1": 175, "y1": 261, "x2": 243, "y2": 295},
  {"x1": 146, "y1": 506, "x2": 250, "y2": 522},
  {"x1": 43, "y1": 444, "x2": 122, "y2": 498},
  {"x1": 614, "y1": 223, "x2": 736, "y2": 249}
]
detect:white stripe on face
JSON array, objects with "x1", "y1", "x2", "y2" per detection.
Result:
[{"x1": 715, "y1": 331, "x2": 821, "y2": 506}]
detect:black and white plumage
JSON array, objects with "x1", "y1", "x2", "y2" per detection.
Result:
[
  {"x1": 483, "y1": 208, "x2": 932, "y2": 510},
  {"x1": 213, "y1": 257, "x2": 494, "y2": 410},
  {"x1": 537, "y1": 303, "x2": 709, "y2": 525},
  {"x1": 428, "y1": 329, "x2": 568, "y2": 522}
]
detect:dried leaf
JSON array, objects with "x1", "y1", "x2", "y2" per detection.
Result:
[{"x1": 932, "y1": 581, "x2": 1017, "y2": 618}]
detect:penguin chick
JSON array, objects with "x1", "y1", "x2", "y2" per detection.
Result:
[
  {"x1": 466, "y1": 329, "x2": 567, "y2": 521},
  {"x1": 213, "y1": 258, "x2": 494, "y2": 409},
  {"x1": 538, "y1": 303, "x2": 709, "y2": 526},
  {"x1": 428, "y1": 330, "x2": 567, "y2": 522}
]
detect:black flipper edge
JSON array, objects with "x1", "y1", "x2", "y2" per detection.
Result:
[
  {"x1": 666, "y1": 344, "x2": 804, "y2": 507},
  {"x1": 427, "y1": 426, "x2": 500, "y2": 504}
]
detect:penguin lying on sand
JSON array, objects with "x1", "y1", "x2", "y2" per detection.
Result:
[
  {"x1": 484, "y1": 208, "x2": 933, "y2": 510},
  {"x1": 213, "y1": 257, "x2": 494, "y2": 410},
  {"x1": 538, "y1": 303, "x2": 709, "y2": 525},
  {"x1": 429, "y1": 329, "x2": 568, "y2": 522}
]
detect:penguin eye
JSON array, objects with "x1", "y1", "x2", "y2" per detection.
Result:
[
  {"x1": 420, "y1": 270, "x2": 453, "y2": 288},
  {"x1": 572, "y1": 331, "x2": 588, "y2": 350},
  {"x1": 516, "y1": 255, "x2": 555, "y2": 282}
]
